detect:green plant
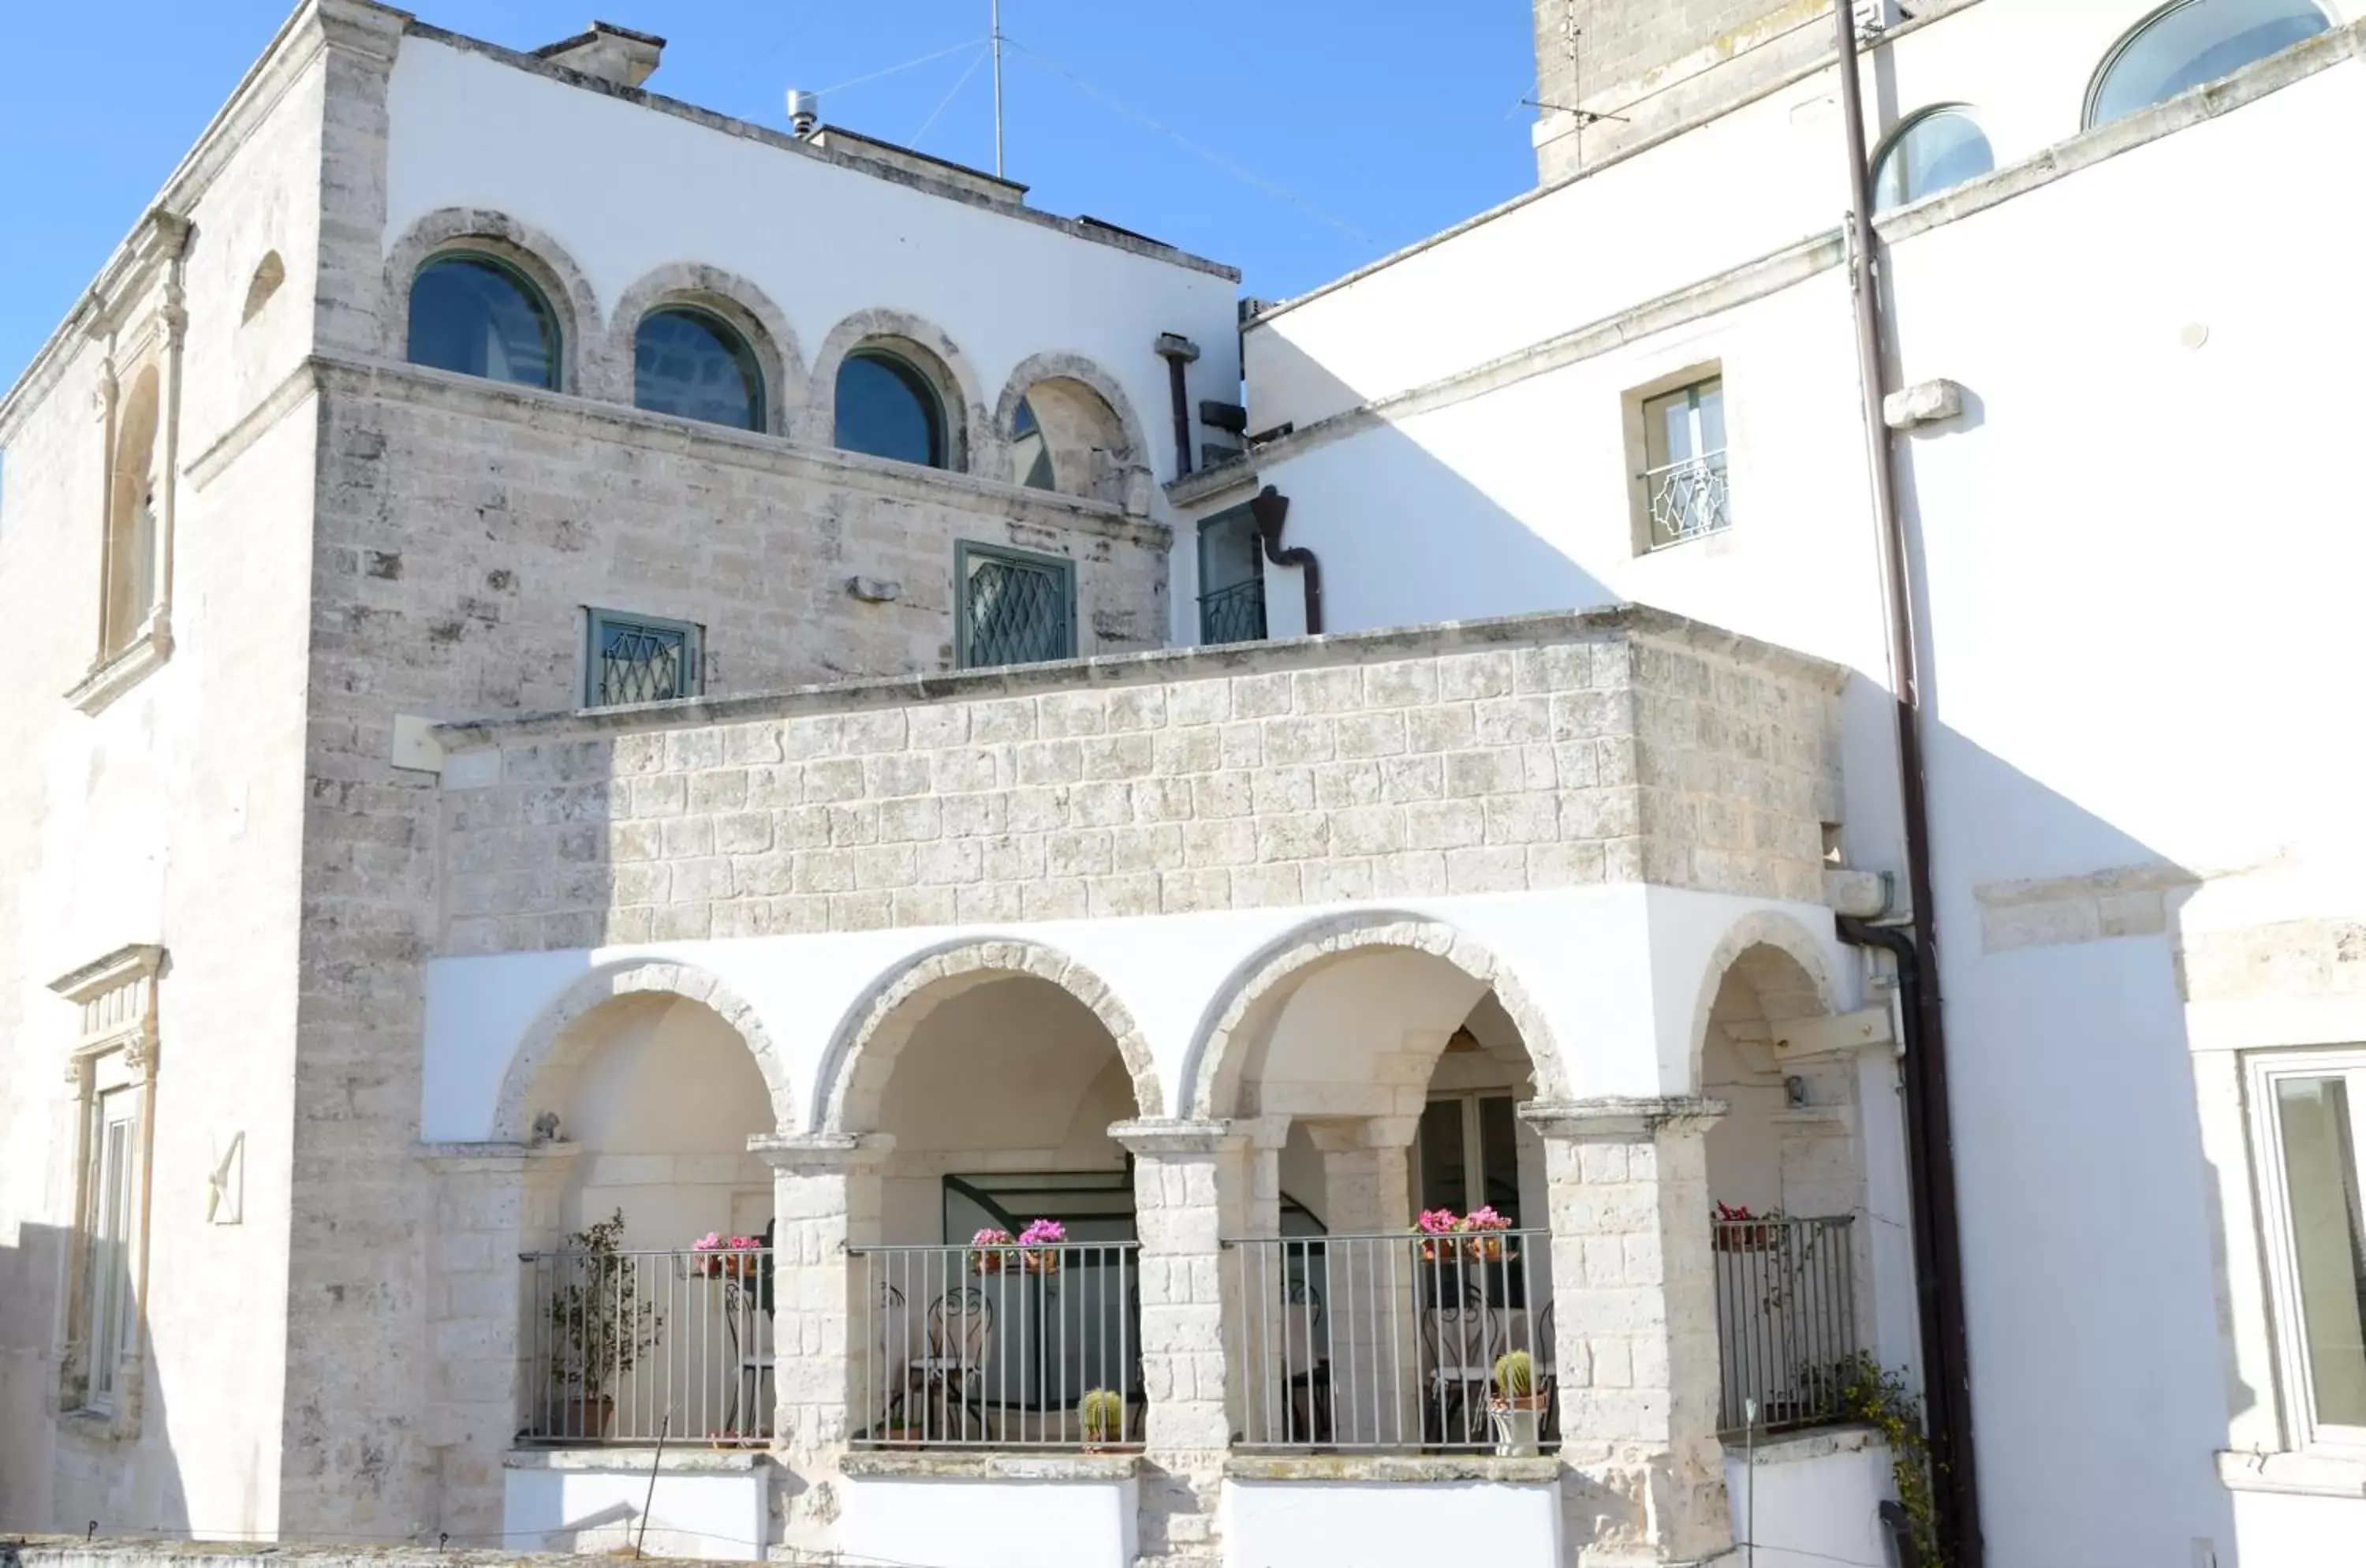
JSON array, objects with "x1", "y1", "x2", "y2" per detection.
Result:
[
  {"x1": 1834, "y1": 1354, "x2": 1942, "y2": 1566},
  {"x1": 1493, "y1": 1350, "x2": 1535, "y2": 1400},
  {"x1": 549, "y1": 1209, "x2": 663, "y2": 1405},
  {"x1": 1079, "y1": 1387, "x2": 1125, "y2": 1444}
]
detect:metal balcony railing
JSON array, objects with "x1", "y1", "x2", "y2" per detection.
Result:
[
  {"x1": 1224, "y1": 1231, "x2": 1556, "y2": 1452},
  {"x1": 1644, "y1": 450, "x2": 1731, "y2": 547},
  {"x1": 521, "y1": 1245, "x2": 774, "y2": 1447},
  {"x1": 1712, "y1": 1215, "x2": 1859, "y2": 1433},
  {"x1": 849, "y1": 1241, "x2": 1142, "y2": 1448},
  {"x1": 1198, "y1": 577, "x2": 1267, "y2": 645}
]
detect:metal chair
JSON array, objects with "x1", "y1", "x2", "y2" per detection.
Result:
[
  {"x1": 1421, "y1": 1293, "x2": 1502, "y2": 1447},
  {"x1": 1536, "y1": 1298, "x2": 1560, "y2": 1445},
  {"x1": 908, "y1": 1286, "x2": 995, "y2": 1441},
  {"x1": 1280, "y1": 1275, "x2": 1333, "y2": 1445}
]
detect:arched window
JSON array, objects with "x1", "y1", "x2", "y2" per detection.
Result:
[
  {"x1": 407, "y1": 253, "x2": 558, "y2": 390},
  {"x1": 103, "y1": 366, "x2": 162, "y2": 656},
  {"x1": 1011, "y1": 398, "x2": 1056, "y2": 490},
  {"x1": 2087, "y1": 0, "x2": 2329, "y2": 128},
  {"x1": 1872, "y1": 106, "x2": 1995, "y2": 211},
  {"x1": 634, "y1": 307, "x2": 764, "y2": 431},
  {"x1": 835, "y1": 349, "x2": 947, "y2": 469}
]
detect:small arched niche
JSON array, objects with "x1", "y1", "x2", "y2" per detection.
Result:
[
  {"x1": 103, "y1": 364, "x2": 164, "y2": 655},
  {"x1": 241, "y1": 250, "x2": 285, "y2": 324},
  {"x1": 1009, "y1": 376, "x2": 1133, "y2": 502}
]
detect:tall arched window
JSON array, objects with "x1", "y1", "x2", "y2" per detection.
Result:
[
  {"x1": 2087, "y1": 0, "x2": 2329, "y2": 127},
  {"x1": 835, "y1": 349, "x2": 947, "y2": 469},
  {"x1": 1011, "y1": 398, "x2": 1056, "y2": 490},
  {"x1": 407, "y1": 253, "x2": 559, "y2": 390},
  {"x1": 634, "y1": 307, "x2": 764, "y2": 431},
  {"x1": 103, "y1": 366, "x2": 162, "y2": 656},
  {"x1": 1872, "y1": 106, "x2": 1996, "y2": 211}
]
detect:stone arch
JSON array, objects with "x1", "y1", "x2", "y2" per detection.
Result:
[
  {"x1": 815, "y1": 938, "x2": 1162, "y2": 1134},
  {"x1": 381, "y1": 207, "x2": 602, "y2": 394},
  {"x1": 1685, "y1": 909, "x2": 1840, "y2": 1093},
  {"x1": 494, "y1": 959, "x2": 791, "y2": 1141},
  {"x1": 801, "y1": 307, "x2": 987, "y2": 472},
  {"x1": 603, "y1": 262, "x2": 806, "y2": 431},
  {"x1": 989, "y1": 351, "x2": 1152, "y2": 499},
  {"x1": 1184, "y1": 912, "x2": 1566, "y2": 1120},
  {"x1": 240, "y1": 250, "x2": 285, "y2": 324},
  {"x1": 102, "y1": 364, "x2": 163, "y2": 655}
]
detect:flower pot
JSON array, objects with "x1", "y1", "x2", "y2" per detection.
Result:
[
  {"x1": 1489, "y1": 1396, "x2": 1547, "y2": 1458},
  {"x1": 972, "y1": 1251, "x2": 1012, "y2": 1275},
  {"x1": 1465, "y1": 1236, "x2": 1517, "y2": 1264},
  {"x1": 1021, "y1": 1249, "x2": 1062, "y2": 1276},
  {"x1": 556, "y1": 1394, "x2": 614, "y2": 1439}
]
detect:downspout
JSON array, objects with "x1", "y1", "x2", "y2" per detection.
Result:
[
  {"x1": 1248, "y1": 484, "x2": 1323, "y2": 635},
  {"x1": 1830, "y1": 5, "x2": 1983, "y2": 1566},
  {"x1": 1155, "y1": 333, "x2": 1199, "y2": 478}
]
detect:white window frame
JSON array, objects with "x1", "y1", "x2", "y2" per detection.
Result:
[
  {"x1": 2247, "y1": 1045, "x2": 2366, "y2": 1458},
  {"x1": 1625, "y1": 364, "x2": 1732, "y2": 554}
]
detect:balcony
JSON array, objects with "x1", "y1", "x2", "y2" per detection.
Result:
[
  {"x1": 1713, "y1": 1215, "x2": 1859, "y2": 1433},
  {"x1": 1197, "y1": 576, "x2": 1267, "y2": 645},
  {"x1": 1644, "y1": 449, "x2": 1731, "y2": 548},
  {"x1": 849, "y1": 1241, "x2": 1144, "y2": 1448}
]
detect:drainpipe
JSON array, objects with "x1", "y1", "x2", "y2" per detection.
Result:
[
  {"x1": 1155, "y1": 333, "x2": 1199, "y2": 478},
  {"x1": 1831, "y1": 4, "x2": 1983, "y2": 1566},
  {"x1": 1249, "y1": 485, "x2": 1323, "y2": 635}
]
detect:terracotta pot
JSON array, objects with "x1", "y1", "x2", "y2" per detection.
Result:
[{"x1": 557, "y1": 1394, "x2": 614, "y2": 1439}]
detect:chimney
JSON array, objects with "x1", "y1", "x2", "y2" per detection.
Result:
[{"x1": 534, "y1": 21, "x2": 666, "y2": 89}]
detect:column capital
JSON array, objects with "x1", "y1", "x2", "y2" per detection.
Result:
[
  {"x1": 1304, "y1": 1114, "x2": 1423, "y2": 1154},
  {"x1": 1110, "y1": 1118, "x2": 1241, "y2": 1159},
  {"x1": 1519, "y1": 1096, "x2": 1726, "y2": 1141},
  {"x1": 749, "y1": 1132, "x2": 894, "y2": 1173}
]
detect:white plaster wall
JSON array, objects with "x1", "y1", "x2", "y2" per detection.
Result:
[
  {"x1": 421, "y1": 885, "x2": 1856, "y2": 1144},
  {"x1": 1721, "y1": 1431, "x2": 1894, "y2": 1568},
  {"x1": 501, "y1": 1458, "x2": 767, "y2": 1560},
  {"x1": 1222, "y1": 28, "x2": 2366, "y2": 1568},
  {"x1": 380, "y1": 35, "x2": 1241, "y2": 644},
  {"x1": 1222, "y1": 1478, "x2": 1561, "y2": 1567},
  {"x1": 839, "y1": 1474, "x2": 1137, "y2": 1568}
]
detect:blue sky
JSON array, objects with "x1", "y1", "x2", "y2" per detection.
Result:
[{"x1": 0, "y1": 2, "x2": 1543, "y2": 387}]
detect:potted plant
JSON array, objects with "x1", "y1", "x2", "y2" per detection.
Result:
[
  {"x1": 1416, "y1": 1208, "x2": 1461, "y2": 1263},
  {"x1": 1713, "y1": 1202, "x2": 1778, "y2": 1252},
  {"x1": 548, "y1": 1209, "x2": 662, "y2": 1439},
  {"x1": 1018, "y1": 1218, "x2": 1067, "y2": 1275},
  {"x1": 969, "y1": 1226, "x2": 1016, "y2": 1275},
  {"x1": 1079, "y1": 1387, "x2": 1125, "y2": 1450},
  {"x1": 1488, "y1": 1350, "x2": 1549, "y2": 1457},
  {"x1": 1461, "y1": 1205, "x2": 1515, "y2": 1263}
]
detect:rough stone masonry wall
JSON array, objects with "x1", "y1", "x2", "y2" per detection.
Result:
[{"x1": 435, "y1": 608, "x2": 1842, "y2": 952}]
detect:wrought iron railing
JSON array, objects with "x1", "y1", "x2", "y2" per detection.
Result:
[
  {"x1": 521, "y1": 1245, "x2": 774, "y2": 1446},
  {"x1": 1198, "y1": 577, "x2": 1267, "y2": 645},
  {"x1": 849, "y1": 1241, "x2": 1141, "y2": 1448},
  {"x1": 1644, "y1": 450, "x2": 1731, "y2": 547},
  {"x1": 1712, "y1": 1215, "x2": 1858, "y2": 1433},
  {"x1": 1224, "y1": 1231, "x2": 1555, "y2": 1452}
]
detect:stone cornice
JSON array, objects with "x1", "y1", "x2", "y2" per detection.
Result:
[
  {"x1": 1110, "y1": 1119, "x2": 1241, "y2": 1158},
  {"x1": 748, "y1": 1132, "x2": 894, "y2": 1174},
  {"x1": 1520, "y1": 1096, "x2": 1728, "y2": 1140}
]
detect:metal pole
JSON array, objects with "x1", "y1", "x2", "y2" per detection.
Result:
[{"x1": 991, "y1": 0, "x2": 1006, "y2": 177}]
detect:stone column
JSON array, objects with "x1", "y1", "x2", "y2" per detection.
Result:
[
  {"x1": 1523, "y1": 1097, "x2": 1732, "y2": 1565},
  {"x1": 415, "y1": 1141, "x2": 578, "y2": 1542},
  {"x1": 750, "y1": 1131, "x2": 889, "y2": 1557},
  {"x1": 1308, "y1": 1117, "x2": 1421, "y2": 1445},
  {"x1": 1114, "y1": 1119, "x2": 1250, "y2": 1566}
]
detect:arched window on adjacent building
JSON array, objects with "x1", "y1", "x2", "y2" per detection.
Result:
[
  {"x1": 2087, "y1": 0, "x2": 2329, "y2": 128},
  {"x1": 407, "y1": 253, "x2": 559, "y2": 390},
  {"x1": 103, "y1": 366, "x2": 163, "y2": 658},
  {"x1": 634, "y1": 307, "x2": 764, "y2": 431},
  {"x1": 835, "y1": 349, "x2": 948, "y2": 469},
  {"x1": 1011, "y1": 398, "x2": 1056, "y2": 490},
  {"x1": 1872, "y1": 106, "x2": 1996, "y2": 211}
]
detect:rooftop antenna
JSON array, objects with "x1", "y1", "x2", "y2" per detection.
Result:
[
  {"x1": 991, "y1": 0, "x2": 1006, "y2": 176},
  {"x1": 1521, "y1": 1, "x2": 1624, "y2": 167}
]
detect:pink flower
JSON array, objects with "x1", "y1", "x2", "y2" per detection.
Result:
[
  {"x1": 972, "y1": 1227, "x2": 1015, "y2": 1248},
  {"x1": 1017, "y1": 1219, "x2": 1067, "y2": 1247},
  {"x1": 692, "y1": 1230, "x2": 724, "y2": 1252},
  {"x1": 1464, "y1": 1206, "x2": 1509, "y2": 1233},
  {"x1": 1416, "y1": 1208, "x2": 1462, "y2": 1235}
]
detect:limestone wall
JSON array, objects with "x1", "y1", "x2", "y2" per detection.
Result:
[{"x1": 434, "y1": 608, "x2": 1843, "y2": 953}]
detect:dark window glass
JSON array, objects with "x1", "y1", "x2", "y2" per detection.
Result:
[
  {"x1": 586, "y1": 610, "x2": 700, "y2": 707},
  {"x1": 1872, "y1": 108, "x2": 1995, "y2": 211},
  {"x1": 1479, "y1": 1095, "x2": 1521, "y2": 1227},
  {"x1": 407, "y1": 255, "x2": 558, "y2": 389},
  {"x1": 1013, "y1": 398, "x2": 1056, "y2": 490},
  {"x1": 957, "y1": 543, "x2": 1074, "y2": 668},
  {"x1": 2089, "y1": 0, "x2": 2327, "y2": 127},
  {"x1": 1419, "y1": 1099, "x2": 1469, "y2": 1217},
  {"x1": 836, "y1": 350, "x2": 946, "y2": 468},
  {"x1": 634, "y1": 308, "x2": 763, "y2": 431},
  {"x1": 1197, "y1": 508, "x2": 1267, "y2": 645}
]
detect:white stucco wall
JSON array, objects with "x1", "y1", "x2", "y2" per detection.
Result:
[
  {"x1": 1222, "y1": 17, "x2": 2366, "y2": 1567},
  {"x1": 839, "y1": 1473, "x2": 1138, "y2": 1568},
  {"x1": 1721, "y1": 1428, "x2": 1894, "y2": 1568},
  {"x1": 501, "y1": 1454, "x2": 767, "y2": 1560},
  {"x1": 1222, "y1": 1477, "x2": 1561, "y2": 1567}
]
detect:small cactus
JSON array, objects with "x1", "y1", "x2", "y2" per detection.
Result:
[
  {"x1": 1494, "y1": 1350, "x2": 1534, "y2": 1399},
  {"x1": 1080, "y1": 1387, "x2": 1125, "y2": 1443}
]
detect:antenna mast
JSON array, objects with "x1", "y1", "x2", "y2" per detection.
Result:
[
  {"x1": 991, "y1": 0, "x2": 1006, "y2": 176},
  {"x1": 1563, "y1": 1, "x2": 1583, "y2": 170}
]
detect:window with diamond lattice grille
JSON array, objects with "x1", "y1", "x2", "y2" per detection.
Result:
[
  {"x1": 585, "y1": 609, "x2": 702, "y2": 707},
  {"x1": 957, "y1": 543, "x2": 1076, "y2": 669}
]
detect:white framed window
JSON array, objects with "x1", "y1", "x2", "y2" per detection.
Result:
[
  {"x1": 2249, "y1": 1047, "x2": 2366, "y2": 1455},
  {"x1": 1629, "y1": 371, "x2": 1730, "y2": 552},
  {"x1": 83, "y1": 1082, "x2": 144, "y2": 1413}
]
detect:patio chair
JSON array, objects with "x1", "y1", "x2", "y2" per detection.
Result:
[
  {"x1": 1279, "y1": 1275, "x2": 1333, "y2": 1445},
  {"x1": 1421, "y1": 1294, "x2": 1502, "y2": 1447},
  {"x1": 907, "y1": 1286, "x2": 995, "y2": 1442},
  {"x1": 1536, "y1": 1299, "x2": 1560, "y2": 1445},
  {"x1": 870, "y1": 1282, "x2": 915, "y2": 1436}
]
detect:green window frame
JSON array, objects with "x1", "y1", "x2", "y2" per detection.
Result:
[
  {"x1": 584, "y1": 607, "x2": 703, "y2": 708},
  {"x1": 955, "y1": 541, "x2": 1077, "y2": 670}
]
